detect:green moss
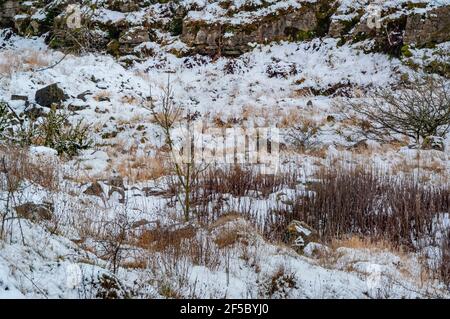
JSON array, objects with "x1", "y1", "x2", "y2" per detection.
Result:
[
  {"x1": 341, "y1": 16, "x2": 360, "y2": 35},
  {"x1": 403, "y1": 58, "x2": 420, "y2": 71},
  {"x1": 295, "y1": 30, "x2": 315, "y2": 41},
  {"x1": 352, "y1": 32, "x2": 369, "y2": 43},
  {"x1": 401, "y1": 45, "x2": 413, "y2": 58},
  {"x1": 48, "y1": 37, "x2": 63, "y2": 49},
  {"x1": 405, "y1": 2, "x2": 428, "y2": 10}
]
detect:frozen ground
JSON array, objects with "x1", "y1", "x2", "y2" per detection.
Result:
[{"x1": 0, "y1": 5, "x2": 449, "y2": 298}]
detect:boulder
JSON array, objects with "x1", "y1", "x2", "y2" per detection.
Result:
[
  {"x1": 283, "y1": 220, "x2": 319, "y2": 251},
  {"x1": 0, "y1": 0, "x2": 21, "y2": 28},
  {"x1": 118, "y1": 26, "x2": 150, "y2": 55},
  {"x1": 182, "y1": 4, "x2": 320, "y2": 56},
  {"x1": 15, "y1": 202, "x2": 53, "y2": 222},
  {"x1": 14, "y1": 14, "x2": 30, "y2": 35},
  {"x1": 35, "y1": 84, "x2": 66, "y2": 108},
  {"x1": 10, "y1": 95, "x2": 28, "y2": 102}
]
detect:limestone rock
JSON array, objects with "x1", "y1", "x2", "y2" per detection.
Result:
[
  {"x1": 35, "y1": 84, "x2": 66, "y2": 108},
  {"x1": 404, "y1": 6, "x2": 450, "y2": 47},
  {"x1": 182, "y1": 5, "x2": 320, "y2": 56},
  {"x1": 284, "y1": 220, "x2": 319, "y2": 251}
]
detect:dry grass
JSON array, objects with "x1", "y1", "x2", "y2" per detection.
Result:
[
  {"x1": 0, "y1": 145, "x2": 59, "y2": 191},
  {"x1": 114, "y1": 149, "x2": 168, "y2": 183},
  {"x1": 210, "y1": 213, "x2": 242, "y2": 229},
  {"x1": 262, "y1": 164, "x2": 449, "y2": 249},
  {"x1": 211, "y1": 215, "x2": 250, "y2": 249},
  {"x1": 0, "y1": 49, "x2": 50, "y2": 77},
  {"x1": 22, "y1": 50, "x2": 49, "y2": 69},
  {"x1": 331, "y1": 235, "x2": 406, "y2": 255},
  {"x1": 137, "y1": 225, "x2": 197, "y2": 252},
  {"x1": 0, "y1": 51, "x2": 21, "y2": 77}
]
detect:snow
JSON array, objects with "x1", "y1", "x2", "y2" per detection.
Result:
[{"x1": 30, "y1": 146, "x2": 58, "y2": 158}]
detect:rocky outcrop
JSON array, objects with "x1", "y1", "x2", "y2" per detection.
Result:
[
  {"x1": 181, "y1": 3, "x2": 326, "y2": 56},
  {"x1": 328, "y1": 3, "x2": 450, "y2": 55},
  {"x1": 35, "y1": 84, "x2": 67, "y2": 108},
  {"x1": 2, "y1": 0, "x2": 449, "y2": 60},
  {"x1": 404, "y1": 6, "x2": 450, "y2": 46},
  {"x1": 0, "y1": 0, "x2": 21, "y2": 27}
]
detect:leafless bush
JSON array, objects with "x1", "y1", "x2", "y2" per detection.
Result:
[
  {"x1": 286, "y1": 120, "x2": 321, "y2": 151},
  {"x1": 438, "y1": 231, "x2": 450, "y2": 287},
  {"x1": 138, "y1": 224, "x2": 221, "y2": 272},
  {"x1": 351, "y1": 76, "x2": 450, "y2": 144},
  {"x1": 93, "y1": 211, "x2": 137, "y2": 275},
  {"x1": 199, "y1": 165, "x2": 296, "y2": 198},
  {"x1": 262, "y1": 165, "x2": 449, "y2": 249},
  {"x1": 189, "y1": 165, "x2": 298, "y2": 224},
  {"x1": 139, "y1": 223, "x2": 224, "y2": 298}
]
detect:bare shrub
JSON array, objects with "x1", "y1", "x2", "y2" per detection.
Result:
[
  {"x1": 199, "y1": 165, "x2": 294, "y2": 198},
  {"x1": 262, "y1": 165, "x2": 449, "y2": 249},
  {"x1": 189, "y1": 165, "x2": 297, "y2": 224},
  {"x1": 96, "y1": 211, "x2": 134, "y2": 275},
  {"x1": 138, "y1": 224, "x2": 221, "y2": 272},
  {"x1": 438, "y1": 231, "x2": 450, "y2": 288},
  {"x1": 286, "y1": 119, "x2": 321, "y2": 151},
  {"x1": 351, "y1": 76, "x2": 450, "y2": 144},
  {"x1": 144, "y1": 79, "x2": 208, "y2": 221}
]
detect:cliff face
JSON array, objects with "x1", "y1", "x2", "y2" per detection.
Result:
[
  {"x1": 0, "y1": 0, "x2": 21, "y2": 27},
  {"x1": 181, "y1": 1, "x2": 331, "y2": 56},
  {"x1": 1, "y1": 0, "x2": 449, "y2": 59},
  {"x1": 404, "y1": 6, "x2": 450, "y2": 47}
]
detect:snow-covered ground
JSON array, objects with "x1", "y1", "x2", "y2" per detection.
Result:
[{"x1": 0, "y1": 1, "x2": 449, "y2": 298}]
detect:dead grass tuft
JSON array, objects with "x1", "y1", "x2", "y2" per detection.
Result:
[{"x1": 0, "y1": 145, "x2": 59, "y2": 191}]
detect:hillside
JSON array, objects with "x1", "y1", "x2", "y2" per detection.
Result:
[{"x1": 0, "y1": 0, "x2": 449, "y2": 299}]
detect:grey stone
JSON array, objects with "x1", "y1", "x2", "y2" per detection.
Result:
[{"x1": 35, "y1": 84, "x2": 66, "y2": 108}]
